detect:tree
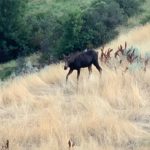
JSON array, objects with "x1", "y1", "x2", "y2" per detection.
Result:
[
  {"x1": 0, "y1": 0, "x2": 28, "y2": 62},
  {"x1": 115, "y1": 0, "x2": 143, "y2": 17},
  {"x1": 55, "y1": 0, "x2": 126, "y2": 58}
]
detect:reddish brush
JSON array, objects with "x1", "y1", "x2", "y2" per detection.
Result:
[
  {"x1": 126, "y1": 49, "x2": 138, "y2": 64},
  {"x1": 114, "y1": 42, "x2": 127, "y2": 58},
  {"x1": 100, "y1": 46, "x2": 107, "y2": 62},
  {"x1": 144, "y1": 58, "x2": 149, "y2": 72},
  {"x1": 100, "y1": 47, "x2": 113, "y2": 63},
  {"x1": 106, "y1": 48, "x2": 113, "y2": 59},
  {"x1": 1, "y1": 140, "x2": 9, "y2": 150},
  {"x1": 68, "y1": 139, "x2": 75, "y2": 150}
]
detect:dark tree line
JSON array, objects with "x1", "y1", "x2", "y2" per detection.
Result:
[{"x1": 0, "y1": 0, "x2": 143, "y2": 63}]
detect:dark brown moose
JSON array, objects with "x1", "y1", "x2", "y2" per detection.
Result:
[{"x1": 64, "y1": 49, "x2": 102, "y2": 83}]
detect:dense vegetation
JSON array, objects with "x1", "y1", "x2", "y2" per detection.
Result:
[
  {"x1": 0, "y1": 0, "x2": 30, "y2": 62},
  {"x1": 0, "y1": 0, "x2": 146, "y2": 64},
  {"x1": 140, "y1": 0, "x2": 150, "y2": 24}
]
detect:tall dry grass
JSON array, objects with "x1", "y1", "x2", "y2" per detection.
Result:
[
  {"x1": 0, "y1": 24, "x2": 150, "y2": 150},
  {"x1": 98, "y1": 24, "x2": 150, "y2": 54}
]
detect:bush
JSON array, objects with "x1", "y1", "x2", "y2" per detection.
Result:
[
  {"x1": 141, "y1": 15, "x2": 150, "y2": 24},
  {"x1": 115, "y1": 0, "x2": 143, "y2": 17},
  {"x1": 52, "y1": 0, "x2": 126, "y2": 58},
  {"x1": 81, "y1": 0, "x2": 126, "y2": 45},
  {"x1": 0, "y1": 0, "x2": 144, "y2": 64},
  {"x1": 0, "y1": 0, "x2": 30, "y2": 63},
  {"x1": 55, "y1": 10, "x2": 84, "y2": 57}
]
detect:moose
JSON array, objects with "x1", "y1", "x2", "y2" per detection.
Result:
[{"x1": 64, "y1": 49, "x2": 102, "y2": 83}]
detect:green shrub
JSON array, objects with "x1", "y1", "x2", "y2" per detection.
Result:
[
  {"x1": 0, "y1": 0, "x2": 30, "y2": 62},
  {"x1": 0, "y1": 0, "x2": 144, "y2": 64},
  {"x1": 115, "y1": 0, "x2": 143, "y2": 17},
  {"x1": 52, "y1": 0, "x2": 126, "y2": 58},
  {"x1": 141, "y1": 15, "x2": 150, "y2": 24}
]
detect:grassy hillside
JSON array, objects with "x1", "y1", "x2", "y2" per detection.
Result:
[
  {"x1": 0, "y1": 24, "x2": 149, "y2": 150},
  {"x1": 100, "y1": 24, "x2": 150, "y2": 54},
  {"x1": 0, "y1": 61, "x2": 16, "y2": 80}
]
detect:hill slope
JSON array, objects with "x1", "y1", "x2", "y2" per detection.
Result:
[
  {"x1": 98, "y1": 24, "x2": 150, "y2": 54},
  {"x1": 0, "y1": 24, "x2": 150, "y2": 150}
]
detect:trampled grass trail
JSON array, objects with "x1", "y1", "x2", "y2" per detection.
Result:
[{"x1": 0, "y1": 24, "x2": 150, "y2": 150}]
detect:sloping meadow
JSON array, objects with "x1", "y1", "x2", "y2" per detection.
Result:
[{"x1": 0, "y1": 25, "x2": 150, "y2": 149}]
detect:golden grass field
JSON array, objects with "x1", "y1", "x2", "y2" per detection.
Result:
[{"x1": 0, "y1": 24, "x2": 150, "y2": 150}]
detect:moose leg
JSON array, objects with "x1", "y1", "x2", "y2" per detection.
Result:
[
  {"x1": 93, "y1": 62, "x2": 102, "y2": 74},
  {"x1": 77, "y1": 69, "x2": 80, "y2": 83},
  {"x1": 88, "y1": 65, "x2": 92, "y2": 77},
  {"x1": 66, "y1": 69, "x2": 73, "y2": 83}
]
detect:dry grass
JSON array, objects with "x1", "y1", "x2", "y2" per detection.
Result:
[
  {"x1": 98, "y1": 24, "x2": 150, "y2": 55},
  {"x1": 0, "y1": 25, "x2": 150, "y2": 150}
]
